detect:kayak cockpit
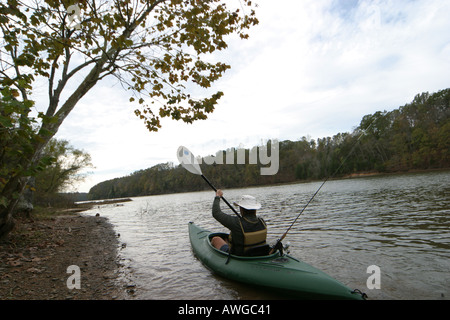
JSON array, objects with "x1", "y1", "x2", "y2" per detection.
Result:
[{"x1": 207, "y1": 232, "x2": 277, "y2": 258}]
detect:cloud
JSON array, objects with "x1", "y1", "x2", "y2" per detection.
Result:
[{"x1": 50, "y1": 0, "x2": 450, "y2": 192}]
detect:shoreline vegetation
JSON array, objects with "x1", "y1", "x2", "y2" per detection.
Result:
[
  {"x1": 73, "y1": 167, "x2": 450, "y2": 204},
  {"x1": 88, "y1": 89, "x2": 449, "y2": 201}
]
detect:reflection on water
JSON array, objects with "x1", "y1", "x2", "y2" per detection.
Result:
[{"x1": 83, "y1": 171, "x2": 450, "y2": 300}]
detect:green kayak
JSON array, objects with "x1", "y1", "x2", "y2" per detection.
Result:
[{"x1": 188, "y1": 222, "x2": 366, "y2": 300}]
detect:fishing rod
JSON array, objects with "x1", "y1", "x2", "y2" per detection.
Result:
[{"x1": 270, "y1": 121, "x2": 375, "y2": 254}]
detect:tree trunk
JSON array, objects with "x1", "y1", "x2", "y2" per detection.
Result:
[
  {"x1": 0, "y1": 60, "x2": 106, "y2": 239},
  {"x1": 14, "y1": 177, "x2": 35, "y2": 219},
  {"x1": 0, "y1": 175, "x2": 23, "y2": 240},
  {"x1": 0, "y1": 214, "x2": 15, "y2": 240}
]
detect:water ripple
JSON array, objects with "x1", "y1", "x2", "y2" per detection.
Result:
[{"x1": 84, "y1": 171, "x2": 450, "y2": 300}]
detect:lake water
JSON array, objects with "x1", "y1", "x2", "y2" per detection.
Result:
[{"x1": 82, "y1": 171, "x2": 449, "y2": 300}]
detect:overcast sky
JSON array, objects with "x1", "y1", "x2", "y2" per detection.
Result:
[{"x1": 51, "y1": 0, "x2": 450, "y2": 192}]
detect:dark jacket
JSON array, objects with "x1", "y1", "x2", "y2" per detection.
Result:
[{"x1": 212, "y1": 196, "x2": 266, "y2": 256}]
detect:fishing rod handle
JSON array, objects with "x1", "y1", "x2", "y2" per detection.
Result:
[{"x1": 269, "y1": 234, "x2": 287, "y2": 255}]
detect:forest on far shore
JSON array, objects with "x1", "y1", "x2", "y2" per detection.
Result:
[{"x1": 88, "y1": 88, "x2": 450, "y2": 200}]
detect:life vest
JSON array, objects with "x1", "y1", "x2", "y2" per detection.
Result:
[{"x1": 237, "y1": 217, "x2": 267, "y2": 253}]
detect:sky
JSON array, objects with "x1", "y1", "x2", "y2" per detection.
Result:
[{"x1": 49, "y1": 0, "x2": 450, "y2": 192}]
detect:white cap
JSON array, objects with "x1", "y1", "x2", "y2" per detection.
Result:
[{"x1": 233, "y1": 195, "x2": 261, "y2": 210}]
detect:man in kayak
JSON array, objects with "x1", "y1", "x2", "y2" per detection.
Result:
[{"x1": 211, "y1": 189, "x2": 268, "y2": 256}]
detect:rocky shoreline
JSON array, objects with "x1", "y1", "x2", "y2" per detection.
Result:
[{"x1": 0, "y1": 213, "x2": 130, "y2": 300}]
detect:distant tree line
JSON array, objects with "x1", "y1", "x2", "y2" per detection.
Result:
[{"x1": 88, "y1": 88, "x2": 450, "y2": 200}]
